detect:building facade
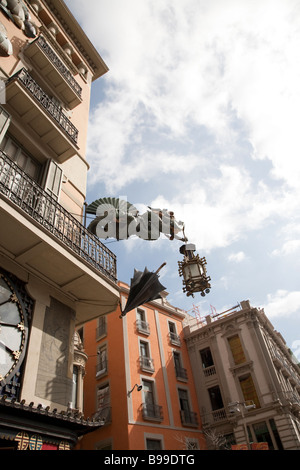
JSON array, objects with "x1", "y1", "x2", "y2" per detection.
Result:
[
  {"x1": 0, "y1": 0, "x2": 119, "y2": 450},
  {"x1": 183, "y1": 300, "x2": 300, "y2": 450},
  {"x1": 78, "y1": 282, "x2": 207, "y2": 451}
]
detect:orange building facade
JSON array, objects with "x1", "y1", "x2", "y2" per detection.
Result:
[{"x1": 79, "y1": 282, "x2": 207, "y2": 451}]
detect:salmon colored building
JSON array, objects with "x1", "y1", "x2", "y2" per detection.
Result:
[
  {"x1": 0, "y1": 0, "x2": 118, "y2": 450},
  {"x1": 78, "y1": 281, "x2": 207, "y2": 451}
]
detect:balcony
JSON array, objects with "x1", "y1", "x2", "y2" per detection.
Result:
[
  {"x1": 283, "y1": 391, "x2": 300, "y2": 413},
  {"x1": 212, "y1": 408, "x2": 227, "y2": 422},
  {"x1": 175, "y1": 365, "x2": 188, "y2": 381},
  {"x1": 203, "y1": 365, "x2": 216, "y2": 378},
  {"x1": 139, "y1": 356, "x2": 154, "y2": 373},
  {"x1": 5, "y1": 68, "x2": 79, "y2": 162},
  {"x1": 96, "y1": 360, "x2": 108, "y2": 378},
  {"x1": 136, "y1": 319, "x2": 150, "y2": 336},
  {"x1": 0, "y1": 150, "x2": 119, "y2": 324},
  {"x1": 169, "y1": 331, "x2": 181, "y2": 346},
  {"x1": 142, "y1": 403, "x2": 163, "y2": 422},
  {"x1": 24, "y1": 35, "x2": 82, "y2": 109},
  {"x1": 92, "y1": 406, "x2": 112, "y2": 425},
  {"x1": 180, "y1": 409, "x2": 198, "y2": 427}
]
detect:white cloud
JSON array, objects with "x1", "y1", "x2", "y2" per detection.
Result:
[
  {"x1": 272, "y1": 239, "x2": 300, "y2": 257},
  {"x1": 150, "y1": 164, "x2": 289, "y2": 251},
  {"x1": 228, "y1": 251, "x2": 246, "y2": 263},
  {"x1": 262, "y1": 290, "x2": 300, "y2": 319},
  {"x1": 66, "y1": 0, "x2": 300, "y2": 190}
]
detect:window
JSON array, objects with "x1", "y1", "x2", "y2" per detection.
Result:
[
  {"x1": 178, "y1": 388, "x2": 189, "y2": 412},
  {"x1": 168, "y1": 321, "x2": 181, "y2": 345},
  {"x1": 200, "y1": 347, "x2": 214, "y2": 369},
  {"x1": 96, "y1": 345, "x2": 107, "y2": 377},
  {"x1": 136, "y1": 308, "x2": 150, "y2": 335},
  {"x1": 173, "y1": 351, "x2": 187, "y2": 380},
  {"x1": 0, "y1": 134, "x2": 41, "y2": 181},
  {"x1": 71, "y1": 366, "x2": 78, "y2": 409},
  {"x1": 178, "y1": 388, "x2": 198, "y2": 426},
  {"x1": 142, "y1": 379, "x2": 163, "y2": 421},
  {"x1": 146, "y1": 439, "x2": 162, "y2": 450},
  {"x1": 251, "y1": 420, "x2": 283, "y2": 450},
  {"x1": 270, "y1": 419, "x2": 284, "y2": 450},
  {"x1": 239, "y1": 374, "x2": 260, "y2": 409},
  {"x1": 208, "y1": 386, "x2": 224, "y2": 411},
  {"x1": 140, "y1": 341, "x2": 149, "y2": 357},
  {"x1": 143, "y1": 380, "x2": 155, "y2": 406},
  {"x1": 228, "y1": 335, "x2": 246, "y2": 365},
  {"x1": 140, "y1": 341, "x2": 154, "y2": 372},
  {"x1": 96, "y1": 316, "x2": 107, "y2": 338},
  {"x1": 96, "y1": 383, "x2": 111, "y2": 424}
]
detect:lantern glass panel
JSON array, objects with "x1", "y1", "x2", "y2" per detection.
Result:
[{"x1": 183, "y1": 262, "x2": 202, "y2": 280}]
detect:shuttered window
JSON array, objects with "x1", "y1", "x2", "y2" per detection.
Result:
[
  {"x1": 239, "y1": 374, "x2": 260, "y2": 409},
  {"x1": 0, "y1": 106, "x2": 10, "y2": 144},
  {"x1": 43, "y1": 159, "x2": 63, "y2": 200},
  {"x1": 228, "y1": 335, "x2": 246, "y2": 365}
]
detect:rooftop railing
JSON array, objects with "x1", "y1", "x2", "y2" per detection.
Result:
[{"x1": 0, "y1": 150, "x2": 117, "y2": 282}]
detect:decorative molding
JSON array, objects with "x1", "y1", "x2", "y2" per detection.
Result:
[{"x1": 229, "y1": 360, "x2": 254, "y2": 377}]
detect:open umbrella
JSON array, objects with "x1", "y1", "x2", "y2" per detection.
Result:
[{"x1": 120, "y1": 263, "x2": 167, "y2": 318}]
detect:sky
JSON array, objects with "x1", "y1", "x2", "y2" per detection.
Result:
[{"x1": 66, "y1": 0, "x2": 300, "y2": 357}]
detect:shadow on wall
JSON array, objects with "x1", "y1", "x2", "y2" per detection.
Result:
[{"x1": 35, "y1": 297, "x2": 75, "y2": 406}]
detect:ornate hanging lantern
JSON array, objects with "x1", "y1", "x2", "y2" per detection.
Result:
[{"x1": 178, "y1": 244, "x2": 211, "y2": 297}]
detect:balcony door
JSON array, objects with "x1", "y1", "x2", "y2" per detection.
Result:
[
  {"x1": 0, "y1": 133, "x2": 41, "y2": 181},
  {"x1": 143, "y1": 379, "x2": 155, "y2": 408},
  {"x1": 178, "y1": 389, "x2": 190, "y2": 415}
]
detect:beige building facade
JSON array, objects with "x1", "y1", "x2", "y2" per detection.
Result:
[
  {"x1": 0, "y1": 0, "x2": 119, "y2": 450},
  {"x1": 183, "y1": 300, "x2": 300, "y2": 450}
]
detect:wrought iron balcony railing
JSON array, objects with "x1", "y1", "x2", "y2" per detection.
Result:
[
  {"x1": 34, "y1": 35, "x2": 82, "y2": 99},
  {"x1": 0, "y1": 150, "x2": 117, "y2": 282},
  {"x1": 180, "y1": 409, "x2": 198, "y2": 427},
  {"x1": 136, "y1": 319, "x2": 150, "y2": 335},
  {"x1": 175, "y1": 365, "x2": 188, "y2": 380},
  {"x1": 142, "y1": 403, "x2": 163, "y2": 421},
  {"x1": 96, "y1": 359, "x2": 108, "y2": 377},
  {"x1": 8, "y1": 68, "x2": 79, "y2": 145},
  {"x1": 169, "y1": 331, "x2": 181, "y2": 346},
  {"x1": 139, "y1": 355, "x2": 154, "y2": 373}
]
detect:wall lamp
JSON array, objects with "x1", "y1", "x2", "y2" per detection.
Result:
[
  {"x1": 127, "y1": 384, "x2": 142, "y2": 397},
  {"x1": 228, "y1": 400, "x2": 256, "y2": 414}
]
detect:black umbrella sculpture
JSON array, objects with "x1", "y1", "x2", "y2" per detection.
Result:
[
  {"x1": 85, "y1": 197, "x2": 211, "y2": 304},
  {"x1": 120, "y1": 263, "x2": 167, "y2": 318}
]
